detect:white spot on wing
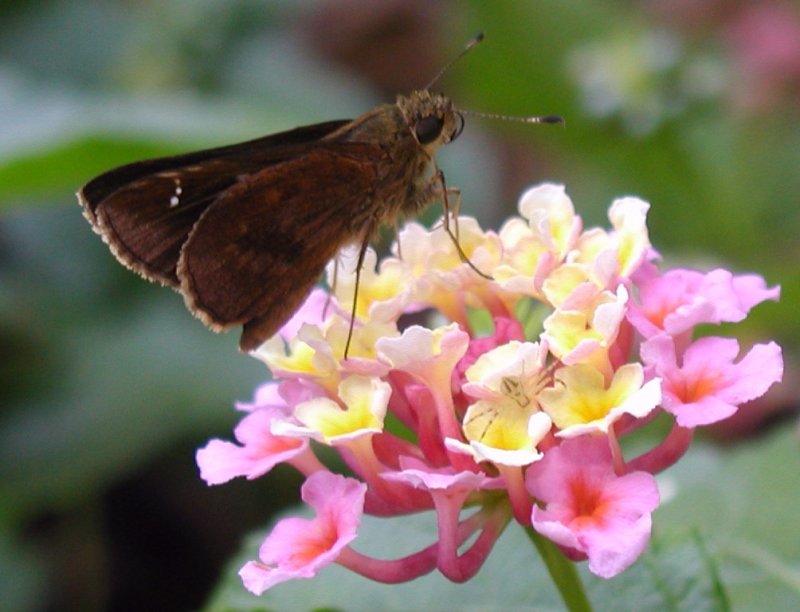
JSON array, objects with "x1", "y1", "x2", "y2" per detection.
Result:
[{"x1": 169, "y1": 178, "x2": 183, "y2": 208}]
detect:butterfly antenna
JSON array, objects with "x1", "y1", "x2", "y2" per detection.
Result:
[
  {"x1": 424, "y1": 32, "x2": 484, "y2": 90},
  {"x1": 455, "y1": 109, "x2": 565, "y2": 126}
]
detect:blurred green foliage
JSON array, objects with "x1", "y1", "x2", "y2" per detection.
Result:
[{"x1": 0, "y1": 1, "x2": 797, "y2": 610}]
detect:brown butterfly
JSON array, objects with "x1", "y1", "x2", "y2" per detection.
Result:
[{"x1": 78, "y1": 34, "x2": 561, "y2": 354}]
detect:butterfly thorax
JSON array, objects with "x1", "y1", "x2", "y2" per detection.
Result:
[{"x1": 328, "y1": 90, "x2": 463, "y2": 232}]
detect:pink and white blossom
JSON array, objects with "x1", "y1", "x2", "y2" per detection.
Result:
[
  {"x1": 641, "y1": 334, "x2": 783, "y2": 427},
  {"x1": 526, "y1": 436, "x2": 660, "y2": 578},
  {"x1": 239, "y1": 472, "x2": 366, "y2": 594},
  {"x1": 196, "y1": 183, "x2": 782, "y2": 594}
]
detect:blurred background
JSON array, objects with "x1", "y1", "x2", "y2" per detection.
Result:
[{"x1": 1, "y1": 1, "x2": 798, "y2": 610}]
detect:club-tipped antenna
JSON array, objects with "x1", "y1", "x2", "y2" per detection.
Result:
[
  {"x1": 424, "y1": 32, "x2": 485, "y2": 90},
  {"x1": 455, "y1": 109, "x2": 565, "y2": 126}
]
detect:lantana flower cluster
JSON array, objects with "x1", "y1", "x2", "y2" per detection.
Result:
[{"x1": 196, "y1": 183, "x2": 783, "y2": 594}]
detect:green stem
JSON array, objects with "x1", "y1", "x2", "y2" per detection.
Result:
[{"x1": 526, "y1": 526, "x2": 592, "y2": 612}]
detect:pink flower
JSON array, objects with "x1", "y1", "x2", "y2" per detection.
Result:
[
  {"x1": 196, "y1": 183, "x2": 783, "y2": 594},
  {"x1": 196, "y1": 407, "x2": 308, "y2": 485},
  {"x1": 641, "y1": 335, "x2": 783, "y2": 428},
  {"x1": 526, "y1": 436, "x2": 660, "y2": 578},
  {"x1": 376, "y1": 323, "x2": 470, "y2": 445},
  {"x1": 239, "y1": 472, "x2": 366, "y2": 594},
  {"x1": 233, "y1": 381, "x2": 285, "y2": 412},
  {"x1": 383, "y1": 458, "x2": 506, "y2": 582},
  {"x1": 628, "y1": 266, "x2": 780, "y2": 340},
  {"x1": 276, "y1": 288, "x2": 330, "y2": 342},
  {"x1": 383, "y1": 456, "x2": 501, "y2": 493}
]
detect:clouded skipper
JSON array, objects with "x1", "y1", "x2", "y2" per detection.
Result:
[{"x1": 78, "y1": 34, "x2": 562, "y2": 354}]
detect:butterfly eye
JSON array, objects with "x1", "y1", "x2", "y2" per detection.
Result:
[
  {"x1": 415, "y1": 115, "x2": 444, "y2": 145},
  {"x1": 451, "y1": 113, "x2": 465, "y2": 141}
]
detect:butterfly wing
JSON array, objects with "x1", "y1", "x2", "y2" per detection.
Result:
[
  {"x1": 176, "y1": 143, "x2": 388, "y2": 351},
  {"x1": 79, "y1": 120, "x2": 350, "y2": 286}
]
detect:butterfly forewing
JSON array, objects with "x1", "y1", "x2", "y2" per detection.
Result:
[
  {"x1": 177, "y1": 143, "x2": 386, "y2": 350},
  {"x1": 79, "y1": 120, "x2": 351, "y2": 285},
  {"x1": 80, "y1": 120, "x2": 350, "y2": 215}
]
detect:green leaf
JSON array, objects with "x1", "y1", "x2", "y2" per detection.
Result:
[
  {"x1": 203, "y1": 429, "x2": 800, "y2": 610},
  {"x1": 202, "y1": 510, "x2": 726, "y2": 611},
  {"x1": 656, "y1": 428, "x2": 800, "y2": 610},
  {"x1": 586, "y1": 530, "x2": 728, "y2": 611}
]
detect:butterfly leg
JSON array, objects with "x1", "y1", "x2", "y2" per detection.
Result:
[
  {"x1": 433, "y1": 168, "x2": 493, "y2": 280},
  {"x1": 448, "y1": 186, "x2": 462, "y2": 242},
  {"x1": 403, "y1": 167, "x2": 492, "y2": 279},
  {"x1": 343, "y1": 230, "x2": 374, "y2": 359}
]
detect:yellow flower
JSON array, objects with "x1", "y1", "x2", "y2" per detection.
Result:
[{"x1": 539, "y1": 363, "x2": 661, "y2": 436}]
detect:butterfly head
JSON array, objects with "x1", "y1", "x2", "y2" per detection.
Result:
[{"x1": 397, "y1": 90, "x2": 465, "y2": 154}]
